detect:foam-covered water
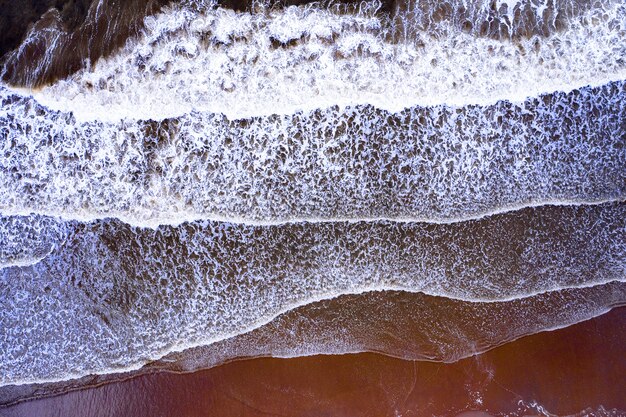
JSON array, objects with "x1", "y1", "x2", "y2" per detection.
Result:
[
  {"x1": 21, "y1": 0, "x2": 626, "y2": 121},
  {"x1": 1, "y1": 203, "x2": 625, "y2": 385},
  {"x1": 1, "y1": 0, "x2": 624, "y2": 227},
  {"x1": 148, "y1": 283, "x2": 626, "y2": 371},
  {"x1": 0, "y1": 216, "x2": 69, "y2": 268},
  {"x1": 1, "y1": 81, "x2": 625, "y2": 226}
]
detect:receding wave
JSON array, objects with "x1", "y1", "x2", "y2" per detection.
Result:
[
  {"x1": 2, "y1": 80, "x2": 625, "y2": 226},
  {"x1": 147, "y1": 284, "x2": 626, "y2": 372},
  {"x1": 1, "y1": 202, "x2": 625, "y2": 385},
  {"x1": 0, "y1": 286, "x2": 623, "y2": 408}
]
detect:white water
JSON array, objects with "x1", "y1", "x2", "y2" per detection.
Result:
[
  {"x1": 1, "y1": 81, "x2": 625, "y2": 226},
  {"x1": 0, "y1": 216, "x2": 69, "y2": 268},
  {"x1": 1, "y1": 0, "x2": 625, "y2": 226},
  {"x1": 23, "y1": 0, "x2": 626, "y2": 121}
]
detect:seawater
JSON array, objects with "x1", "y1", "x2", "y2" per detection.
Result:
[{"x1": 0, "y1": 0, "x2": 624, "y2": 410}]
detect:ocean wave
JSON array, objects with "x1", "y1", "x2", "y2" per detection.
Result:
[
  {"x1": 1, "y1": 81, "x2": 625, "y2": 226},
  {"x1": 1, "y1": 286, "x2": 623, "y2": 406},
  {"x1": 0, "y1": 198, "x2": 624, "y2": 230},
  {"x1": 1, "y1": 0, "x2": 624, "y2": 412},
  {"x1": 147, "y1": 284, "x2": 626, "y2": 371},
  {"x1": 13, "y1": 0, "x2": 625, "y2": 121},
  {"x1": 2, "y1": 0, "x2": 621, "y2": 88},
  {"x1": 1, "y1": 202, "x2": 625, "y2": 385}
]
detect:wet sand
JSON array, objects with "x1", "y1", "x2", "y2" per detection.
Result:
[{"x1": 2, "y1": 307, "x2": 624, "y2": 417}]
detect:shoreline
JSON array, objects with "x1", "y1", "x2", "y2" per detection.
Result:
[{"x1": 2, "y1": 306, "x2": 624, "y2": 416}]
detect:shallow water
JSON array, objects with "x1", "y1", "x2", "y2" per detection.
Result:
[
  {"x1": 2, "y1": 204, "x2": 625, "y2": 386},
  {"x1": 2, "y1": 307, "x2": 624, "y2": 416}
]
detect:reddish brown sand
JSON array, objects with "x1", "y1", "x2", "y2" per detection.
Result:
[{"x1": 2, "y1": 307, "x2": 624, "y2": 417}]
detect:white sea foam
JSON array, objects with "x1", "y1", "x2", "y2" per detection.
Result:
[
  {"x1": 0, "y1": 215, "x2": 68, "y2": 268},
  {"x1": 1, "y1": 203, "x2": 625, "y2": 385},
  {"x1": 1, "y1": 82, "x2": 625, "y2": 226},
  {"x1": 0, "y1": 198, "x2": 624, "y2": 229},
  {"x1": 20, "y1": 0, "x2": 626, "y2": 122}
]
